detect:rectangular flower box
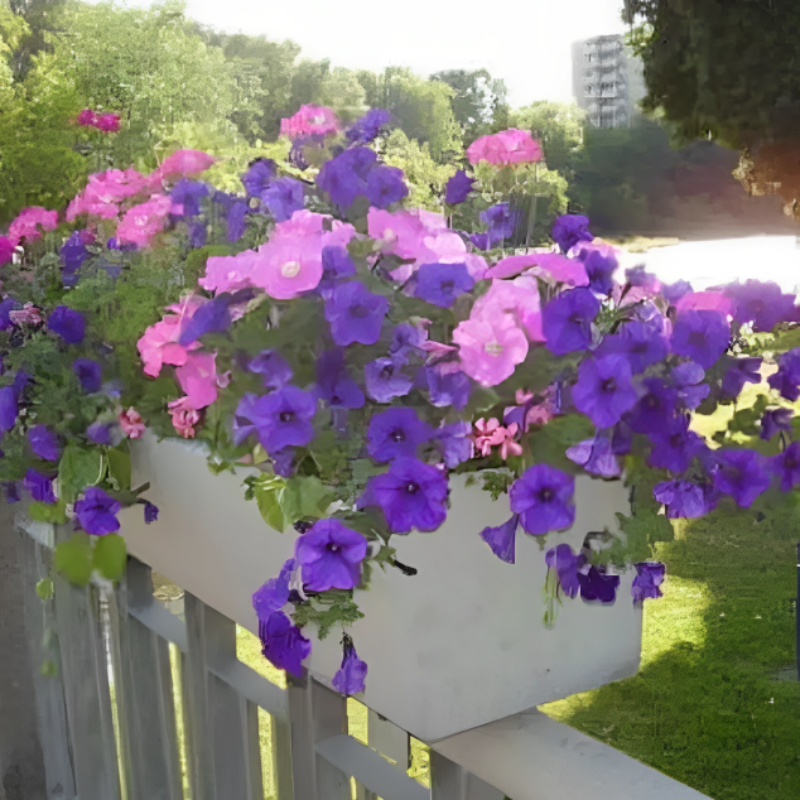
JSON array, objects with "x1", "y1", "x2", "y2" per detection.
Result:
[{"x1": 120, "y1": 433, "x2": 642, "y2": 742}]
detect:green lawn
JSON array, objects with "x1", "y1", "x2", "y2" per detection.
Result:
[{"x1": 542, "y1": 496, "x2": 800, "y2": 800}]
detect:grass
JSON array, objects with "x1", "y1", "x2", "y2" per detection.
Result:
[{"x1": 541, "y1": 485, "x2": 800, "y2": 799}]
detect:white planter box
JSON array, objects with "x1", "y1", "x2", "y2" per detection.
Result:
[{"x1": 119, "y1": 433, "x2": 642, "y2": 742}]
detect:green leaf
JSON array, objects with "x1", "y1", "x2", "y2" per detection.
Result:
[
  {"x1": 106, "y1": 447, "x2": 131, "y2": 491},
  {"x1": 28, "y1": 499, "x2": 69, "y2": 525},
  {"x1": 280, "y1": 475, "x2": 334, "y2": 526},
  {"x1": 54, "y1": 532, "x2": 93, "y2": 586},
  {"x1": 255, "y1": 483, "x2": 286, "y2": 532},
  {"x1": 528, "y1": 415, "x2": 596, "y2": 473},
  {"x1": 59, "y1": 445, "x2": 104, "y2": 504},
  {"x1": 93, "y1": 534, "x2": 127, "y2": 582},
  {"x1": 770, "y1": 326, "x2": 800, "y2": 353},
  {"x1": 35, "y1": 577, "x2": 54, "y2": 600},
  {"x1": 40, "y1": 660, "x2": 58, "y2": 678}
]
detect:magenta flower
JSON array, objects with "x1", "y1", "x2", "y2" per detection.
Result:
[
  {"x1": 175, "y1": 351, "x2": 218, "y2": 410},
  {"x1": 325, "y1": 282, "x2": 389, "y2": 346},
  {"x1": 119, "y1": 407, "x2": 146, "y2": 439},
  {"x1": 8, "y1": 206, "x2": 58, "y2": 245},
  {"x1": 358, "y1": 457, "x2": 448, "y2": 533},
  {"x1": 332, "y1": 636, "x2": 368, "y2": 695},
  {"x1": 510, "y1": 465, "x2": 575, "y2": 536},
  {"x1": 167, "y1": 397, "x2": 201, "y2": 439},
  {"x1": 280, "y1": 104, "x2": 339, "y2": 138},
  {"x1": 252, "y1": 236, "x2": 324, "y2": 300},
  {"x1": 0, "y1": 236, "x2": 14, "y2": 266},
  {"x1": 295, "y1": 519, "x2": 367, "y2": 592},
  {"x1": 258, "y1": 610, "x2": 311, "y2": 677},
  {"x1": 116, "y1": 195, "x2": 179, "y2": 248},
  {"x1": 453, "y1": 316, "x2": 528, "y2": 387},
  {"x1": 137, "y1": 295, "x2": 204, "y2": 377},
  {"x1": 200, "y1": 250, "x2": 260, "y2": 294},
  {"x1": 96, "y1": 113, "x2": 121, "y2": 133},
  {"x1": 470, "y1": 277, "x2": 544, "y2": 341},
  {"x1": 466, "y1": 129, "x2": 542, "y2": 166},
  {"x1": 480, "y1": 514, "x2": 520, "y2": 564},
  {"x1": 77, "y1": 108, "x2": 98, "y2": 126}
]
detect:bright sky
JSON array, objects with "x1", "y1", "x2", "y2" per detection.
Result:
[{"x1": 99, "y1": 0, "x2": 629, "y2": 107}]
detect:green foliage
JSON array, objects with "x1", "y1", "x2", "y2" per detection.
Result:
[
  {"x1": 58, "y1": 445, "x2": 104, "y2": 504},
  {"x1": 28, "y1": 499, "x2": 68, "y2": 524},
  {"x1": 35, "y1": 577, "x2": 54, "y2": 600},
  {"x1": 54, "y1": 531, "x2": 93, "y2": 585},
  {"x1": 106, "y1": 446, "x2": 131, "y2": 491},
  {"x1": 245, "y1": 474, "x2": 333, "y2": 532},
  {"x1": 479, "y1": 471, "x2": 515, "y2": 501},
  {"x1": 291, "y1": 591, "x2": 365, "y2": 640},
  {"x1": 527, "y1": 415, "x2": 595, "y2": 473},
  {"x1": 92, "y1": 533, "x2": 127, "y2": 581}
]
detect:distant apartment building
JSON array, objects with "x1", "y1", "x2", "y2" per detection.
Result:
[{"x1": 572, "y1": 34, "x2": 646, "y2": 128}]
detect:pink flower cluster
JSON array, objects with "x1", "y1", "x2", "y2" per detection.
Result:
[
  {"x1": 116, "y1": 195, "x2": 181, "y2": 247},
  {"x1": 200, "y1": 210, "x2": 355, "y2": 299},
  {"x1": 7, "y1": 207, "x2": 58, "y2": 245},
  {"x1": 366, "y1": 207, "x2": 488, "y2": 283},
  {"x1": 0, "y1": 237, "x2": 13, "y2": 266},
  {"x1": 472, "y1": 418, "x2": 522, "y2": 460},
  {"x1": 280, "y1": 104, "x2": 340, "y2": 138},
  {"x1": 9, "y1": 303, "x2": 44, "y2": 326},
  {"x1": 66, "y1": 168, "x2": 148, "y2": 222},
  {"x1": 147, "y1": 150, "x2": 216, "y2": 192},
  {"x1": 466, "y1": 129, "x2": 543, "y2": 166},
  {"x1": 119, "y1": 408, "x2": 146, "y2": 439},
  {"x1": 77, "y1": 109, "x2": 121, "y2": 133}
]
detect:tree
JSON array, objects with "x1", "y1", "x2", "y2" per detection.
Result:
[{"x1": 429, "y1": 68, "x2": 509, "y2": 145}]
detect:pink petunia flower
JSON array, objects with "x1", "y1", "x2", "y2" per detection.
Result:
[
  {"x1": 675, "y1": 291, "x2": 736, "y2": 318},
  {"x1": 453, "y1": 315, "x2": 529, "y2": 387},
  {"x1": 9, "y1": 207, "x2": 59, "y2": 245},
  {"x1": 0, "y1": 236, "x2": 15, "y2": 266},
  {"x1": 168, "y1": 397, "x2": 201, "y2": 438},
  {"x1": 119, "y1": 407, "x2": 146, "y2": 439},
  {"x1": 251, "y1": 235, "x2": 323, "y2": 300},
  {"x1": 175, "y1": 351, "x2": 218, "y2": 410},
  {"x1": 137, "y1": 295, "x2": 205, "y2": 377},
  {"x1": 77, "y1": 109, "x2": 98, "y2": 127},
  {"x1": 96, "y1": 113, "x2": 121, "y2": 133},
  {"x1": 470, "y1": 277, "x2": 546, "y2": 342},
  {"x1": 280, "y1": 104, "x2": 340, "y2": 138},
  {"x1": 199, "y1": 250, "x2": 261, "y2": 294},
  {"x1": 66, "y1": 168, "x2": 147, "y2": 222},
  {"x1": 9, "y1": 303, "x2": 44, "y2": 326},
  {"x1": 116, "y1": 194, "x2": 180, "y2": 247},
  {"x1": 466, "y1": 129, "x2": 543, "y2": 166}
]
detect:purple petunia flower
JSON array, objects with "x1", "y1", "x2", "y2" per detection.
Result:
[
  {"x1": 319, "y1": 246, "x2": 357, "y2": 298},
  {"x1": 566, "y1": 433, "x2": 622, "y2": 478},
  {"x1": 648, "y1": 415, "x2": 702, "y2": 473},
  {"x1": 233, "y1": 386, "x2": 316, "y2": 453},
  {"x1": 2, "y1": 481, "x2": 20, "y2": 504},
  {"x1": 258, "y1": 610, "x2": 311, "y2": 678},
  {"x1": 28, "y1": 425, "x2": 61, "y2": 461},
  {"x1": 723, "y1": 279, "x2": 796, "y2": 333},
  {"x1": 432, "y1": 420, "x2": 473, "y2": 468},
  {"x1": 761, "y1": 408, "x2": 793, "y2": 440},
  {"x1": 247, "y1": 350, "x2": 294, "y2": 389},
  {"x1": 390, "y1": 322, "x2": 427, "y2": 360},
  {"x1": 421, "y1": 367, "x2": 470, "y2": 411},
  {"x1": 670, "y1": 310, "x2": 729, "y2": 369},
  {"x1": 23, "y1": 469, "x2": 56, "y2": 504},
  {"x1": 295, "y1": 519, "x2": 367, "y2": 591},
  {"x1": 572, "y1": 354, "x2": 638, "y2": 429},
  {"x1": 625, "y1": 266, "x2": 660, "y2": 293},
  {"x1": 477, "y1": 203, "x2": 517, "y2": 248},
  {"x1": 178, "y1": 297, "x2": 232, "y2": 346},
  {"x1": 551, "y1": 214, "x2": 593, "y2": 254},
  {"x1": 580, "y1": 248, "x2": 618, "y2": 295},
  {"x1": 542, "y1": 288, "x2": 600, "y2": 356},
  {"x1": 13, "y1": 370, "x2": 29, "y2": 400},
  {"x1": 365, "y1": 357, "x2": 414, "y2": 403},
  {"x1": 325, "y1": 282, "x2": 389, "y2": 346},
  {"x1": 0, "y1": 297, "x2": 16, "y2": 331},
  {"x1": 597, "y1": 321, "x2": 668, "y2": 374},
  {"x1": 632, "y1": 562, "x2": 666, "y2": 602},
  {"x1": 87, "y1": 422, "x2": 114, "y2": 446},
  {"x1": 346, "y1": 108, "x2": 391, "y2": 144},
  {"x1": 414, "y1": 262, "x2": 474, "y2": 308},
  {"x1": 367, "y1": 407, "x2": 430, "y2": 462},
  {"x1": 316, "y1": 146, "x2": 377, "y2": 208},
  {"x1": 74, "y1": 487, "x2": 121, "y2": 535},
  {"x1": 469, "y1": 232, "x2": 490, "y2": 251},
  {"x1": 189, "y1": 221, "x2": 207, "y2": 248},
  {"x1": 545, "y1": 543, "x2": 586, "y2": 598},
  {"x1": 144, "y1": 501, "x2": 159, "y2": 524},
  {"x1": 73, "y1": 358, "x2": 102, "y2": 393},
  {"x1": 671, "y1": 361, "x2": 709, "y2": 410},
  {"x1": 712, "y1": 448, "x2": 771, "y2": 507},
  {"x1": 61, "y1": 231, "x2": 89, "y2": 283},
  {"x1": 332, "y1": 635, "x2": 368, "y2": 695},
  {"x1": 253, "y1": 558, "x2": 296, "y2": 621},
  {"x1": 366, "y1": 166, "x2": 408, "y2": 209},
  {"x1": 662, "y1": 280, "x2": 693, "y2": 305},
  {"x1": 0, "y1": 386, "x2": 16, "y2": 432},
  {"x1": 653, "y1": 480, "x2": 717, "y2": 518},
  {"x1": 47, "y1": 306, "x2": 86, "y2": 345},
  {"x1": 578, "y1": 565, "x2": 619, "y2": 604},
  {"x1": 227, "y1": 201, "x2": 248, "y2": 242},
  {"x1": 315, "y1": 349, "x2": 364, "y2": 409},
  {"x1": 445, "y1": 170, "x2": 475, "y2": 205},
  {"x1": 479, "y1": 514, "x2": 519, "y2": 564},
  {"x1": 357, "y1": 457, "x2": 448, "y2": 533},
  {"x1": 627, "y1": 378, "x2": 678, "y2": 434},
  {"x1": 720, "y1": 357, "x2": 762, "y2": 398},
  {"x1": 262, "y1": 177, "x2": 305, "y2": 222},
  {"x1": 170, "y1": 179, "x2": 209, "y2": 218},
  {"x1": 242, "y1": 159, "x2": 277, "y2": 199},
  {"x1": 768, "y1": 348, "x2": 800, "y2": 401},
  {"x1": 510, "y1": 464, "x2": 575, "y2": 536},
  {"x1": 770, "y1": 441, "x2": 800, "y2": 491}
]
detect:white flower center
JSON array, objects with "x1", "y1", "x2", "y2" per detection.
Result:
[
  {"x1": 383, "y1": 228, "x2": 395, "y2": 239},
  {"x1": 281, "y1": 260, "x2": 301, "y2": 278},
  {"x1": 484, "y1": 341, "x2": 503, "y2": 356}
]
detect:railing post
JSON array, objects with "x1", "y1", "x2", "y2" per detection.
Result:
[{"x1": 430, "y1": 751, "x2": 504, "y2": 800}]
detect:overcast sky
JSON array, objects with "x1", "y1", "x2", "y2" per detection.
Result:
[{"x1": 99, "y1": 0, "x2": 629, "y2": 107}]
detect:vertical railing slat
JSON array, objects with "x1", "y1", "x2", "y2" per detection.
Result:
[
  {"x1": 54, "y1": 571, "x2": 121, "y2": 800},
  {"x1": 430, "y1": 751, "x2": 504, "y2": 800},
  {"x1": 355, "y1": 709, "x2": 411, "y2": 799},
  {"x1": 110, "y1": 561, "x2": 182, "y2": 800},
  {"x1": 16, "y1": 529, "x2": 77, "y2": 800},
  {"x1": 183, "y1": 592, "x2": 216, "y2": 800}
]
